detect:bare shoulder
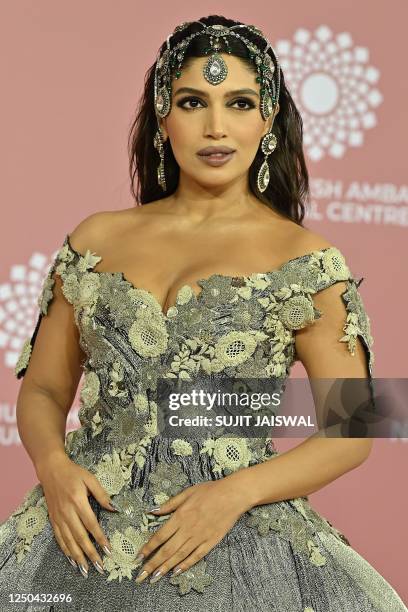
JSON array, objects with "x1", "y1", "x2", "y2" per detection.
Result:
[
  {"x1": 290, "y1": 225, "x2": 334, "y2": 255},
  {"x1": 67, "y1": 207, "x2": 140, "y2": 253}
]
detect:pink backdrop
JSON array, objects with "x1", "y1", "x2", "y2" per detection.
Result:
[{"x1": 1, "y1": 0, "x2": 407, "y2": 604}]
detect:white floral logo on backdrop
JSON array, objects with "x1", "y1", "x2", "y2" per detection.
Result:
[
  {"x1": 276, "y1": 25, "x2": 383, "y2": 161},
  {"x1": 0, "y1": 248, "x2": 56, "y2": 371}
]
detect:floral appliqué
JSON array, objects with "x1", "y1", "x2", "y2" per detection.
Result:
[
  {"x1": 11, "y1": 235, "x2": 376, "y2": 596},
  {"x1": 168, "y1": 559, "x2": 213, "y2": 595}
]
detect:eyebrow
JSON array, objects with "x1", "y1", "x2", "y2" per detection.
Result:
[{"x1": 173, "y1": 87, "x2": 259, "y2": 98}]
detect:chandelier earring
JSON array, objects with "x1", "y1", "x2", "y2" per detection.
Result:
[
  {"x1": 153, "y1": 127, "x2": 167, "y2": 191},
  {"x1": 257, "y1": 131, "x2": 277, "y2": 193}
]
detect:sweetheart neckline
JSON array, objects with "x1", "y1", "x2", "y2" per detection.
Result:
[{"x1": 63, "y1": 233, "x2": 335, "y2": 319}]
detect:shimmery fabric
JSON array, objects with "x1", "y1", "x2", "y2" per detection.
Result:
[{"x1": 1, "y1": 234, "x2": 406, "y2": 612}]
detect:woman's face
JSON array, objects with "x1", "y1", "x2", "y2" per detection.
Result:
[{"x1": 159, "y1": 53, "x2": 279, "y2": 188}]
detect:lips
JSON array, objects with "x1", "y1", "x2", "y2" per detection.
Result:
[
  {"x1": 197, "y1": 146, "x2": 236, "y2": 156},
  {"x1": 197, "y1": 149, "x2": 235, "y2": 167}
]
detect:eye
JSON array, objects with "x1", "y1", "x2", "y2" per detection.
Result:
[
  {"x1": 231, "y1": 98, "x2": 256, "y2": 110},
  {"x1": 176, "y1": 96, "x2": 204, "y2": 110},
  {"x1": 176, "y1": 96, "x2": 256, "y2": 111}
]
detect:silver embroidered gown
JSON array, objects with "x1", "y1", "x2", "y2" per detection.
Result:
[{"x1": 0, "y1": 234, "x2": 406, "y2": 612}]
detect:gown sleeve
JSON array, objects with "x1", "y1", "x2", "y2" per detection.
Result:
[
  {"x1": 14, "y1": 241, "x2": 63, "y2": 379},
  {"x1": 337, "y1": 276, "x2": 375, "y2": 377},
  {"x1": 14, "y1": 234, "x2": 101, "y2": 380},
  {"x1": 288, "y1": 246, "x2": 376, "y2": 434}
]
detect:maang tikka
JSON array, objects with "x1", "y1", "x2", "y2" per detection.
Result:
[{"x1": 153, "y1": 21, "x2": 281, "y2": 193}]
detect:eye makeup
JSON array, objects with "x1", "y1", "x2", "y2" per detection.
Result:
[{"x1": 176, "y1": 96, "x2": 256, "y2": 111}]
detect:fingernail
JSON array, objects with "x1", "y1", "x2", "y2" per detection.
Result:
[
  {"x1": 147, "y1": 506, "x2": 160, "y2": 513},
  {"x1": 135, "y1": 552, "x2": 145, "y2": 562},
  {"x1": 103, "y1": 544, "x2": 112, "y2": 556},
  {"x1": 135, "y1": 569, "x2": 148, "y2": 583},
  {"x1": 93, "y1": 560, "x2": 105, "y2": 574},
  {"x1": 109, "y1": 500, "x2": 121, "y2": 512},
  {"x1": 150, "y1": 569, "x2": 162, "y2": 584},
  {"x1": 171, "y1": 567, "x2": 182, "y2": 576},
  {"x1": 65, "y1": 554, "x2": 77, "y2": 568},
  {"x1": 78, "y1": 563, "x2": 88, "y2": 578}
]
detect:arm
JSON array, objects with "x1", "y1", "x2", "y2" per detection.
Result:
[
  {"x1": 15, "y1": 210, "x2": 115, "y2": 474},
  {"x1": 224, "y1": 279, "x2": 374, "y2": 510},
  {"x1": 16, "y1": 270, "x2": 86, "y2": 478},
  {"x1": 15, "y1": 213, "x2": 108, "y2": 476},
  {"x1": 13, "y1": 214, "x2": 116, "y2": 573}
]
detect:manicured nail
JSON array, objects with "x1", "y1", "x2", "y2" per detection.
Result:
[
  {"x1": 65, "y1": 554, "x2": 77, "y2": 568},
  {"x1": 135, "y1": 569, "x2": 148, "y2": 583},
  {"x1": 93, "y1": 560, "x2": 105, "y2": 574},
  {"x1": 147, "y1": 506, "x2": 160, "y2": 513},
  {"x1": 78, "y1": 563, "x2": 88, "y2": 578},
  {"x1": 150, "y1": 569, "x2": 162, "y2": 583},
  {"x1": 171, "y1": 567, "x2": 182, "y2": 576},
  {"x1": 109, "y1": 500, "x2": 121, "y2": 512},
  {"x1": 102, "y1": 544, "x2": 112, "y2": 556}
]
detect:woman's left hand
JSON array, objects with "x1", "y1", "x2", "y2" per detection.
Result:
[{"x1": 134, "y1": 477, "x2": 252, "y2": 584}]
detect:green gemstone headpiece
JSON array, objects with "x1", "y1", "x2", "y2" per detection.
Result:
[{"x1": 154, "y1": 21, "x2": 281, "y2": 123}]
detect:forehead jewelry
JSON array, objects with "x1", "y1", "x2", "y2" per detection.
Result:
[{"x1": 153, "y1": 21, "x2": 281, "y2": 193}]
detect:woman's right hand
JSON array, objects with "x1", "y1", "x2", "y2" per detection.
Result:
[{"x1": 36, "y1": 452, "x2": 117, "y2": 578}]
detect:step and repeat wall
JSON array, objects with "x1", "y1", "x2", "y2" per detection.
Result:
[{"x1": 1, "y1": 1, "x2": 407, "y2": 602}]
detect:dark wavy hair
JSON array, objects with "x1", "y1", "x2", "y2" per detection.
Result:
[{"x1": 128, "y1": 14, "x2": 309, "y2": 225}]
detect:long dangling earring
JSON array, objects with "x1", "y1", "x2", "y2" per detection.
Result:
[
  {"x1": 153, "y1": 128, "x2": 167, "y2": 191},
  {"x1": 257, "y1": 131, "x2": 277, "y2": 193}
]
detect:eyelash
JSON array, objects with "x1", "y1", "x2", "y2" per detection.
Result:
[{"x1": 176, "y1": 96, "x2": 256, "y2": 111}]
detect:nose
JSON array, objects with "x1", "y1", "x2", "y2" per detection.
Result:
[{"x1": 203, "y1": 104, "x2": 227, "y2": 139}]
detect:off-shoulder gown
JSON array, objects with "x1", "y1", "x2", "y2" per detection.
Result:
[{"x1": 0, "y1": 234, "x2": 406, "y2": 612}]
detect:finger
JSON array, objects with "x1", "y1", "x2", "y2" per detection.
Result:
[
  {"x1": 77, "y1": 500, "x2": 112, "y2": 557},
  {"x1": 84, "y1": 471, "x2": 117, "y2": 512},
  {"x1": 60, "y1": 512, "x2": 104, "y2": 577},
  {"x1": 59, "y1": 521, "x2": 90, "y2": 578},
  {"x1": 168, "y1": 541, "x2": 211, "y2": 579},
  {"x1": 51, "y1": 520, "x2": 77, "y2": 568},
  {"x1": 135, "y1": 535, "x2": 196, "y2": 584},
  {"x1": 68, "y1": 511, "x2": 106, "y2": 575},
  {"x1": 148, "y1": 488, "x2": 190, "y2": 515},
  {"x1": 136, "y1": 518, "x2": 179, "y2": 563}
]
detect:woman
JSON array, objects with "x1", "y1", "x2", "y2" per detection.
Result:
[{"x1": 1, "y1": 14, "x2": 406, "y2": 612}]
